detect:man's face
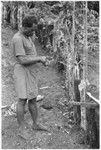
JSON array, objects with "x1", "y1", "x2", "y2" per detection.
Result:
[
  {"x1": 23, "y1": 28, "x2": 34, "y2": 37},
  {"x1": 23, "y1": 24, "x2": 37, "y2": 37}
]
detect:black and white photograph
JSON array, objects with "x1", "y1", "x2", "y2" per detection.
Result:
[{"x1": 1, "y1": 1, "x2": 100, "y2": 149}]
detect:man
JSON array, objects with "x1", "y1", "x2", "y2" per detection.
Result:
[{"x1": 11, "y1": 15, "x2": 47, "y2": 139}]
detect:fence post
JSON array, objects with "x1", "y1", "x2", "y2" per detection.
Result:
[
  {"x1": 80, "y1": 1, "x2": 88, "y2": 131},
  {"x1": 65, "y1": 2, "x2": 75, "y2": 102}
]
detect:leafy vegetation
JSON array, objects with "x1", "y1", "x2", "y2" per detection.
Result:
[
  {"x1": 2, "y1": 1, "x2": 99, "y2": 148},
  {"x1": 2, "y1": 1, "x2": 99, "y2": 95}
]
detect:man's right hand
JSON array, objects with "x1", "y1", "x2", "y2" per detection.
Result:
[{"x1": 40, "y1": 56, "x2": 47, "y2": 63}]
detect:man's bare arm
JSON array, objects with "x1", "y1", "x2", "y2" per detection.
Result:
[{"x1": 17, "y1": 55, "x2": 46, "y2": 65}]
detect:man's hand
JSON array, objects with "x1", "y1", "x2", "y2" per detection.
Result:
[
  {"x1": 40, "y1": 56, "x2": 51, "y2": 66},
  {"x1": 40, "y1": 56, "x2": 54, "y2": 67},
  {"x1": 40, "y1": 56, "x2": 47, "y2": 64}
]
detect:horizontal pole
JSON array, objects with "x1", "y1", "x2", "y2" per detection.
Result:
[
  {"x1": 87, "y1": 33, "x2": 98, "y2": 36},
  {"x1": 64, "y1": 101, "x2": 99, "y2": 107},
  {"x1": 86, "y1": 92, "x2": 99, "y2": 104},
  {"x1": 72, "y1": 8, "x2": 87, "y2": 13},
  {"x1": 87, "y1": 26, "x2": 98, "y2": 29},
  {"x1": 87, "y1": 25, "x2": 99, "y2": 28},
  {"x1": 1, "y1": 105, "x2": 10, "y2": 109}
]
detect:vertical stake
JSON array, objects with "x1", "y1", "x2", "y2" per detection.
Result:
[{"x1": 81, "y1": 1, "x2": 88, "y2": 131}]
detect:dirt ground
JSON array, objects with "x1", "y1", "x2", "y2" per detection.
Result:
[{"x1": 1, "y1": 26, "x2": 98, "y2": 149}]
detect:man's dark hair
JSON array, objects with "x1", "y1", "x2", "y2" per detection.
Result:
[{"x1": 22, "y1": 15, "x2": 37, "y2": 28}]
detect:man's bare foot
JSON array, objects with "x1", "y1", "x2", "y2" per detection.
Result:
[
  {"x1": 36, "y1": 95, "x2": 44, "y2": 102},
  {"x1": 32, "y1": 124, "x2": 48, "y2": 131},
  {"x1": 18, "y1": 126, "x2": 31, "y2": 140}
]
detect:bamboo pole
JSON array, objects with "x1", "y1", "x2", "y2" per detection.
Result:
[
  {"x1": 80, "y1": 1, "x2": 88, "y2": 130},
  {"x1": 53, "y1": 20, "x2": 57, "y2": 53},
  {"x1": 65, "y1": 101, "x2": 98, "y2": 107},
  {"x1": 66, "y1": 1, "x2": 75, "y2": 101},
  {"x1": 72, "y1": 1, "x2": 75, "y2": 100},
  {"x1": 86, "y1": 92, "x2": 99, "y2": 104}
]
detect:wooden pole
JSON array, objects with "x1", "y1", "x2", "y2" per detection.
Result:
[
  {"x1": 66, "y1": 1, "x2": 75, "y2": 101},
  {"x1": 72, "y1": 1, "x2": 75, "y2": 96},
  {"x1": 65, "y1": 101, "x2": 99, "y2": 108},
  {"x1": 80, "y1": 1, "x2": 88, "y2": 130}
]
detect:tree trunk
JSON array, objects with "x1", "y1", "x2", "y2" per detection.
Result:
[
  {"x1": 11, "y1": 6, "x2": 17, "y2": 29},
  {"x1": 2, "y1": 5, "x2": 7, "y2": 24},
  {"x1": 17, "y1": 6, "x2": 23, "y2": 29}
]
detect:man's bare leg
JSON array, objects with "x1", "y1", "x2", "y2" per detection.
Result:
[
  {"x1": 28, "y1": 98, "x2": 47, "y2": 131},
  {"x1": 16, "y1": 98, "x2": 30, "y2": 139},
  {"x1": 16, "y1": 98, "x2": 27, "y2": 128},
  {"x1": 28, "y1": 98, "x2": 38, "y2": 128}
]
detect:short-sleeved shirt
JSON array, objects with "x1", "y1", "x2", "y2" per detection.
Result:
[{"x1": 12, "y1": 31, "x2": 38, "y2": 100}]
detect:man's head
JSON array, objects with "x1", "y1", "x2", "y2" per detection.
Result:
[{"x1": 22, "y1": 15, "x2": 37, "y2": 37}]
